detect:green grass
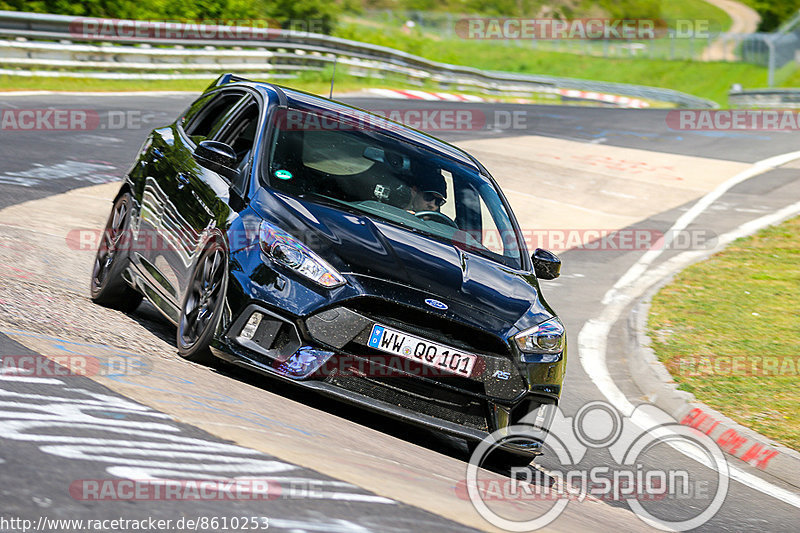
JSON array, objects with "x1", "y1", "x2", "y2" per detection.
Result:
[
  {"x1": 0, "y1": 1, "x2": 778, "y2": 106},
  {"x1": 0, "y1": 70, "x2": 565, "y2": 104},
  {"x1": 354, "y1": 1, "x2": 732, "y2": 32},
  {"x1": 0, "y1": 76, "x2": 210, "y2": 92},
  {"x1": 0, "y1": 52, "x2": 780, "y2": 105},
  {"x1": 0, "y1": 67, "x2": 436, "y2": 94},
  {"x1": 648, "y1": 216, "x2": 800, "y2": 451},
  {"x1": 427, "y1": 46, "x2": 768, "y2": 104},
  {"x1": 775, "y1": 65, "x2": 800, "y2": 87},
  {"x1": 335, "y1": 21, "x2": 780, "y2": 104},
  {"x1": 658, "y1": 0, "x2": 732, "y2": 32}
]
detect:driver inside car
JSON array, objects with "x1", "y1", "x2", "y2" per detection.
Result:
[{"x1": 405, "y1": 168, "x2": 447, "y2": 214}]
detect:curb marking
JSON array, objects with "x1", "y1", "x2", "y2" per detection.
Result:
[{"x1": 578, "y1": 152, "x2": 800, "y2": 510}]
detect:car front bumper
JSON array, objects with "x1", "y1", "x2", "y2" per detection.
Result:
[{"x1": 211, "y1": 296, "x2": 564, "y2": 456}]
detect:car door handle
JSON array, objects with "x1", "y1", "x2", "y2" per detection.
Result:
[
  {"x1": 152, "y1": 147, "x2": 165, "y2": 160},
  {"x1": 176, "y1": 173, "x2": 190, "y2": 189}
]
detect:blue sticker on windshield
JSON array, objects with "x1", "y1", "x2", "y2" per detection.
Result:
[{"x1": 275, "y1": 169, "x2": 293, "y2": 180}]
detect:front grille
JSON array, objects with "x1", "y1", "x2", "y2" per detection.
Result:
[
  {"x1": 345, "y1": 298, "x2": 510, "y2": 357},
  {"x1": 326, "y1": 373, "x2": 489, "y2": 431}
]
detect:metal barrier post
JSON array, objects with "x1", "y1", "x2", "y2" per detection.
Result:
[{"x1": 767, "y1": 36, "x2": 776, "y2": 87}]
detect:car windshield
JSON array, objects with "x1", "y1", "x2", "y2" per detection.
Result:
[{"x1": 263, "y1": 107, "x2": 523, "y2": 268}]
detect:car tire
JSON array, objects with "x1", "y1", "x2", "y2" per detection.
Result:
[
  {"x1": 90, "y1": 192, "x2": 143, "y2": 313},
  {"x1": 177, "y1": 241, "x2": 227, "y2": 364}
]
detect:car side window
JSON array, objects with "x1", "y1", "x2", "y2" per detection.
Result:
[
  {"x1": 213, "y1": 97, "x2": 260, "y2": 193},
  {"x1": 182, "y1": 91, "x2": 246, "y2": 144},
  {"x1": 440, "y1": 170, "x2": 456, "y2": 220},
  {"x1": 215, "y1": 97, "x2": 259, "y2": 165}
]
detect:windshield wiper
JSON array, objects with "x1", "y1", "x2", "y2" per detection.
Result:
[{"x1": 297, "y1": 193, "x2": 364, "y2": 214}]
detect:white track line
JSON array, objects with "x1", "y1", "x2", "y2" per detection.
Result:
[
  {"x1": 578, "y1": 151, "x2": 800, "y2": 509},
  {"x1": 606, "y1": 150, "x2": 800, "y2": 303}
]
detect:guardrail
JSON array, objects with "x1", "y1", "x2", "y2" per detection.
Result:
[
  {"x1": 0, "y1": 10, "x2": 718, "y2": 108},
  {"x1": 729, "y1": 88, "x2": 800, "y2": 108}
]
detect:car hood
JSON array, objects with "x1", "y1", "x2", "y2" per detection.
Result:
[{"x1": 253, "y1": 189, "x2": 552, "y2": 327}]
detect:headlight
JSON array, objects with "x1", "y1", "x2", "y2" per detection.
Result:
[
  {"x1": 514, "y1": 318, "x2": 565, "y2": 363},
  {"x1": 259, "y1": 221, "x2": 346, "y2": 288}
]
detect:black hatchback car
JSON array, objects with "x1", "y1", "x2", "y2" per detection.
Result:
[{"x1": 91, "y1": 74, "x2": 566, "y2": 465}]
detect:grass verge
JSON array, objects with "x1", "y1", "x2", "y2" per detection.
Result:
[
  {"x1": 0, "y1": 0, "x2": 781, "y2": 106},
  {"x1": 0, "y1": 0, "x2": 785, "y2": 106},
  {"x1": 658, "y1": 0, "x2": 732, "y2": 32},
  {"x1": 0, "y1": 71, "x2": 587, "y2": 105},
  {"x1": 0, "y1": 56, "x2": 776, "y2": 105},
  {"x1": 648, "y1": 215, "x2": 800, "y2": 451},
  {"x1": 333, "y1": 21, "x2": 787, "y2": 105},
  {"x1": 0, "y1": 71, "x2": 447, "y2": 96}
]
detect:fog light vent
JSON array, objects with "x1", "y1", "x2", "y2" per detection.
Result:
[{"x1": 240, "y1": 312, "x2": 263, "y2": 340}]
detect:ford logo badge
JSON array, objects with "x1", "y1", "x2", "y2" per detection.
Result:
[{"x1": 425, "y1": 298, "x2": 448, "y2": 311}]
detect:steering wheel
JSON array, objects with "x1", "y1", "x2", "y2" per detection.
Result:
[{"x1": 415, "y1": 210, "x2": 458, "y2": 228}]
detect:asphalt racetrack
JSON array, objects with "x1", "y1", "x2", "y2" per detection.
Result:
[{"x1": 0, "y1": 91, "x2": 798, "y2": 532}]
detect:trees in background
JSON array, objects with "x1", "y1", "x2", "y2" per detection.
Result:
[
  {"x1": 5, "y1": 0, "x2": 800, "y2": 34},
  {"x1": 740, "y1": 0, "x2": 800, "y2": 32}
]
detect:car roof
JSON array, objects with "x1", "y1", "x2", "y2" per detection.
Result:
[{"x1": 207, "y1": 74, "x2": 484, "y2": 174}]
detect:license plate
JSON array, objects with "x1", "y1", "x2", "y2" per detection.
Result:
[{"x1": 367, "y1": 324, "x2": 478, "y2": 378}]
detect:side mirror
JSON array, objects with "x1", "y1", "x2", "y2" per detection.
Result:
[
  {"x1": 532, "y1": 248, "x2": 561, "y2": 280},
  {"x1": 193, "y1": 140, "x2": 238, "y2": 181}
]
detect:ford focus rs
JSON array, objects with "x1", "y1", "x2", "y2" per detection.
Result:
[{"x1": 90, "y1": 74, "x2": 566, "y2": 465}]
